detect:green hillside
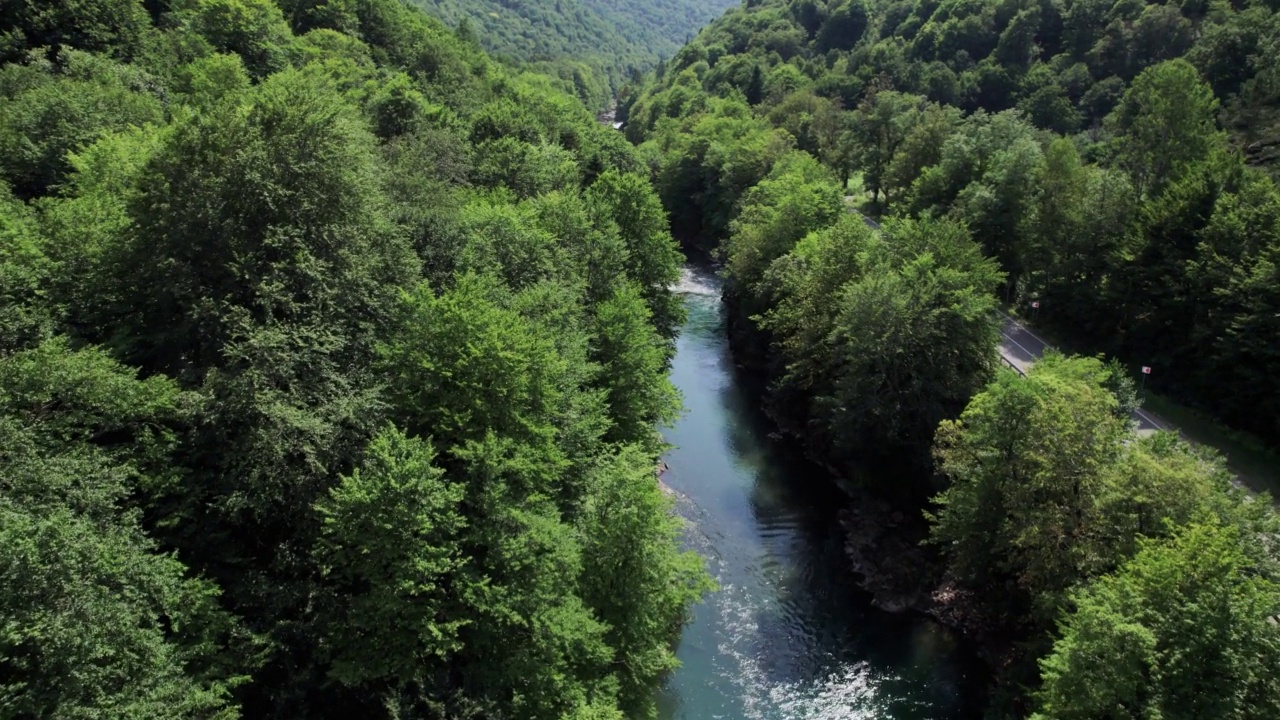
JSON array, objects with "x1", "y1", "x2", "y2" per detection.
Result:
[
  {"x1": 628, "y1": 0, "x2": 1280, "y2": 155},
  {"x1": 0, "y1": 0, "x2": 709, "y2": 717},
  {"x1": 405, "y1": 0, "x2": 738, "y2": 107},
  {"x1": 625, "y1": 0, "x2": 1280, "y2": 449}
]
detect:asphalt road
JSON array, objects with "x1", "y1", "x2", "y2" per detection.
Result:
[{"x1": 997, "y1": 312, "x2": 1168, "y2": 435}]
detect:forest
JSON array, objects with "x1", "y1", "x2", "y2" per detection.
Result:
[
  {"x1": 403, "y1": 0, "x2": 738, "y2": 109},
  {"x1": 625, "y1": 0, "x2": 1280, "y2": 447},
  {"x1": 8, "y1": 0, "x2": 1280, "y2": 716},
  {"x1": 622, "y1": 0, "x2": 1280, "y2": 714},
  {"x1": 0, "y1": 0, "x2": 712, "y2": 717}
]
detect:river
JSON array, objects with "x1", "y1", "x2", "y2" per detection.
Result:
[{"x1": 655, "y1": 266, "x2": 983, "y2": 720}]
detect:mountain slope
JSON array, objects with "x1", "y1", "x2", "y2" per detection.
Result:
[
  {"x1": 627, "y1": 0, "x2": 1280, "y2": 153},
  {"x1": 624, "y1": 0, "x2": 1280, "y2": 449},
  {"x1": 408, "y1": 0, "x2": 738, "y2": 104}
]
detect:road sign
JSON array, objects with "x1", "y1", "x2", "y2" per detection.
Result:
[
  {"x1": 1141, "y1": 366, "x2": 1152, "y2": 374},
  {"x1": 1031, "y1": 301, "x2": 1040, "y2": 308}
]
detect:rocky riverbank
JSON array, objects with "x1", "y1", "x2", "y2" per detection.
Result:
[
  {"x1": 838, "y1": 490, "x2": 1017, "y2": 670},
  {"x1": 655, "y1": 459, "x2": 675, "y2": 496}
]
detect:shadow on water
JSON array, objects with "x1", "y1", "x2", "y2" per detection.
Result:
[{"x1": 656, "y1": 265, "x2": 986, "y2": 720}]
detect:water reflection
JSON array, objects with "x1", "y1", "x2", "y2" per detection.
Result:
[{"x1": 656, "y1": 267, "x2": 981, "y2": 720}]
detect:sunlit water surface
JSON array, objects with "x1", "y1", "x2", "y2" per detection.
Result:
[{"x1": 656, "y1": 266, "x2": 982, "y2": 720}]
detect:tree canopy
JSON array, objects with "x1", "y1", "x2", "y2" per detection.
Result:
[
  {"x1": 624, "y1": 0, "x2": 1280, "y2": 449},
  {"x1": 394, "y1": 0, "x2": 740, "y2": 110},
  {"x1": 0, "y1": 1, "x2": 707, "y2": 717}
]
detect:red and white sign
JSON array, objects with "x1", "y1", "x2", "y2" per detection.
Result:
[
  {"x1": 1031, "y1": 301, "x2": 1040, "y2": 308},
  {"x1": 1141, "y1": 366, "x2": 1152, "y2": 375}
]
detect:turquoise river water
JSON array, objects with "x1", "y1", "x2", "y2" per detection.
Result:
[{"x1": 654, "y1": 267, "x2": 983, "y2": 720}]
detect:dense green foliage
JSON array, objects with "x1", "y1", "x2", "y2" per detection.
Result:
[
  {"x1": 724, "y1": 158, "x2": 1003, "y2": 477},
  {"x1": 1033, "y1": 523, "x2": 1280, "y2": 720},
  {"x1": 930, "y1": 357, "x2": 1280, "y2": 716},
  {"x1": 630, "y1": 94, "x2": 1003, "y2": 482},
  {"x1": 0, "y1": 340, "x2": 245, "y2": 718},
  {"x1": 621, "y1": 0, "x2": 1280, "y2": 713},
  {"x1": 625, "y1": 0, "x2": 1280, "y2": 448},
  {"x1": 0, "y1": 1, "x2": 710, "y2": 717},
  {"x1": 395, "y1": 0, "x2": 739, "y2": 109}
]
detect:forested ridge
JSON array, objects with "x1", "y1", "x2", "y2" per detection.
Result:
[
  {"x1": 625, "y1": 0, "x2": 1280, "y2": 448},
  {"x1": 402, "y1": 0, "x2": 739, "y2": 109},
  {"x1": 0, "y1": 1, "x2": 713, "y2": 717},
  {"x1": 622, "y1": 0, "x2": 1280, "y2": 714}
]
